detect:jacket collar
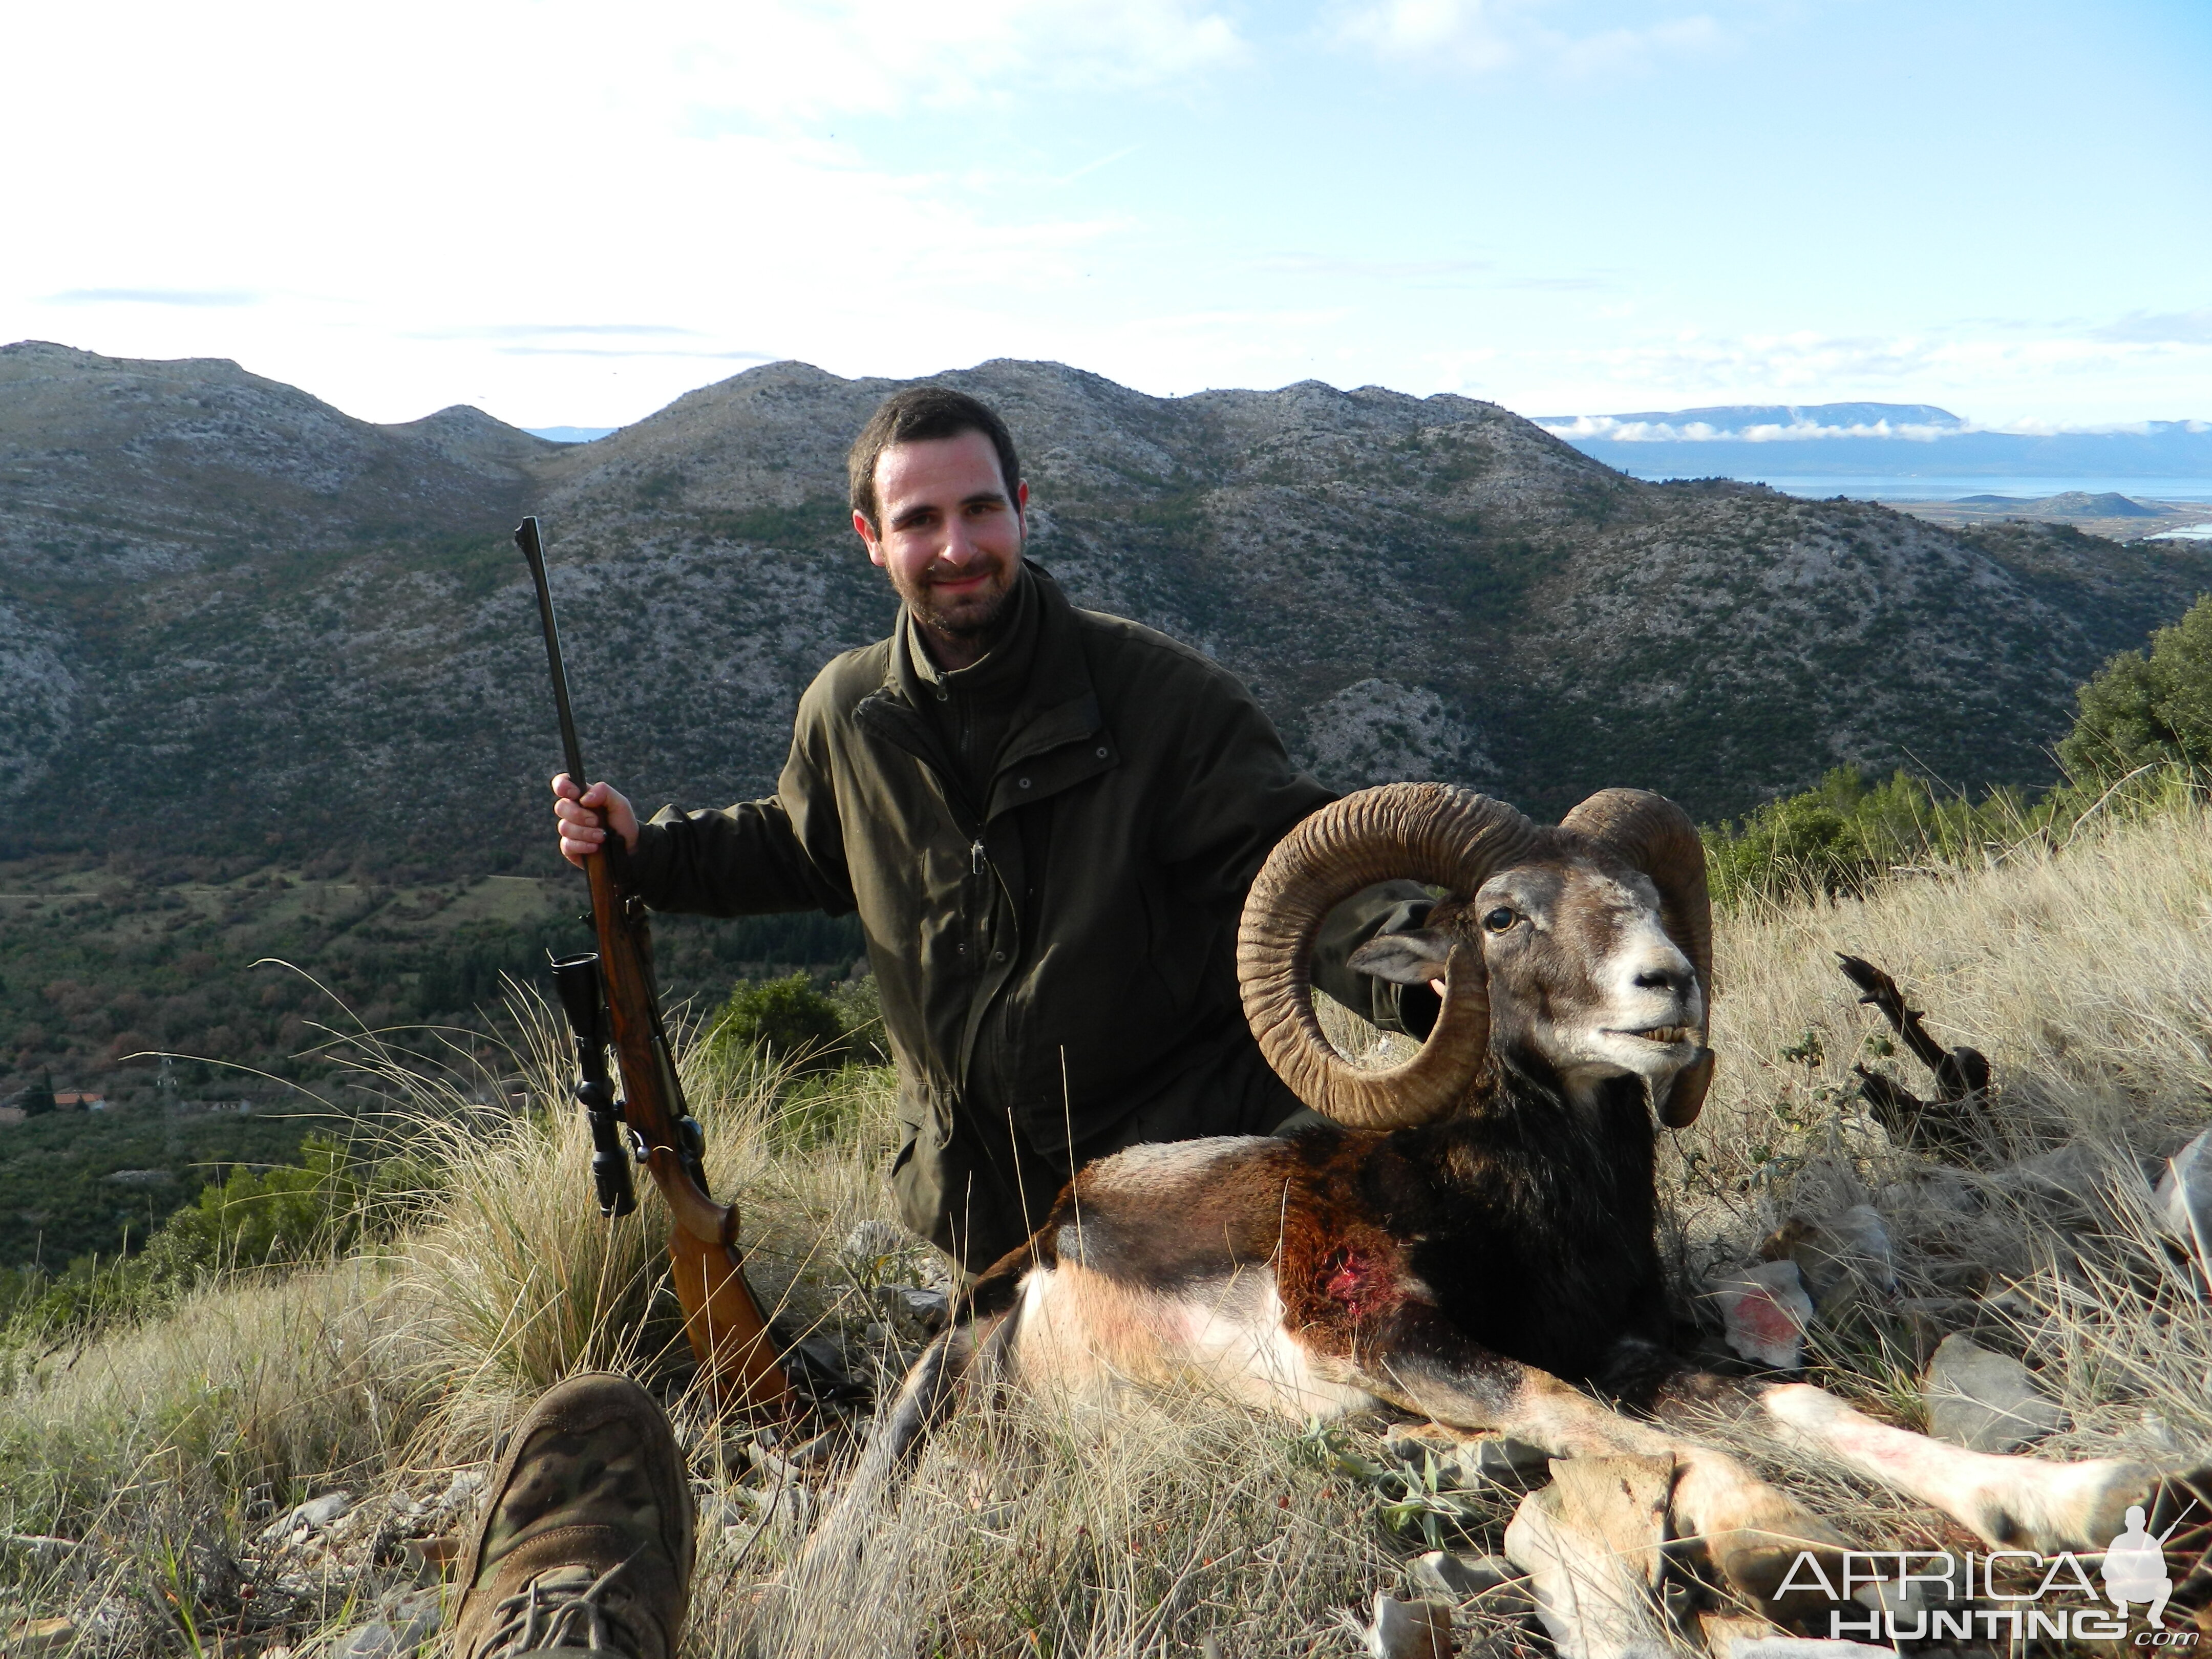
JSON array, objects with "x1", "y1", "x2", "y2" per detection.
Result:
[{"x1": 856, "y1": 561, "x2": 1110, "y2": 806}]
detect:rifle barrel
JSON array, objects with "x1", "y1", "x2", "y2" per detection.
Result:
[{"x1": 516, "y1": 516, "x2": 589, "y2": 786}]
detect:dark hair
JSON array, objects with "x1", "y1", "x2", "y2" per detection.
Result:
[{"x1": 847, "y1": 386, "x2": 1022, "y2": 530}]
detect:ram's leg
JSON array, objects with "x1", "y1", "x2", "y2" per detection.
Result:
[
  {"x1": 1348, "y1": 1308, "x2": 1854, "y2": 1631},
  {"x1": 1756, "y1": 1381, "x2": 2212, "y2": 1588},
  {"x1": 797, "y1": 1272, "x2": 1033, "y2": 1580}
]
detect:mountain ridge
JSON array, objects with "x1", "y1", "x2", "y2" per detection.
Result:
[{"x1": 6, "y1": 343, "x2": 2210, "y2": 875}]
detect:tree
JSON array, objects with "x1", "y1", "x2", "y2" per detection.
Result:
[
  {"x1": 2059, "y1": 592, "x2": 2212, "y2": 783},
  {"x1": 22, "y1": 1070, "x2": 56, "y2": 1115},
  {"x1": 709, "y1": 973, "x2": 846, "y2": 1074}
]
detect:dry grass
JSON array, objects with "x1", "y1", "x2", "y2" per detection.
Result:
[{"x1": 5, "y1": 806, "x2": 2212, "y2": 1655}]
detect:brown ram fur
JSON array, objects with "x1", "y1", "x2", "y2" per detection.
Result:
[{"x1": 810, "y1": 783, "x2": 2212, "y2": 1632}]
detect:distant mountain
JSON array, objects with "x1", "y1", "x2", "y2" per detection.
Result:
[
  {"x1": 7, "y1": 340, "x2": 2211, "y2": 875},
  {"x1": 1953, "y1": 492, "x2": 2161, "y2": 517},
  {"x1": 1538, "y1": 402, "x2": 2212, "y2": 480}
]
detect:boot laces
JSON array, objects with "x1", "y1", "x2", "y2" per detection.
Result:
[{"x1": 480, "y1": 1554, "x2": 652, "y2": 1657}]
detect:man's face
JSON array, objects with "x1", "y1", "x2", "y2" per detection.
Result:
[{"x1": 855, "y1": 429, "x2": 1027, "y2": 650}]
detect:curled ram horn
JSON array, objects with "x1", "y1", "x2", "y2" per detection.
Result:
[{"x1": 1240, "y1": 783, "x2": 1545, "y2": 1130}]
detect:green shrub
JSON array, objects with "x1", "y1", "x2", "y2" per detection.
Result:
[
  {"x1": 147, "y1": 1131, "x2": 372, "y2": 1274},
  {"x1": 1, "y1": 1132, "x2": 422, "y2": 1348},
  {"x1": 2058, "y1": 591, "x2": 2212, "y2": 783},
  {"x1": 708, "y1": 972, "x2": 848, "y2": 1073},
  {"x1": 1703, "y1": 767, "x2": 2018, "y2": 909}
]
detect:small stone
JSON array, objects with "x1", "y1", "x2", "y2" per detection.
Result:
[
  {"x1": 841, "y1": 1219, "x2": 907, "y2": 1265},
  {"x1": 1362, "y1": 1593, "x2": 1452, "y2": 1659},
  {"x1": 433, "y1": 1469, "x2": 484, "y2": 1512},
  {"x1": 1406, "y1": 1548, "x2": 1522, "y2": 1602},
  {"x1": 1788, "y1": 1204, "x2": 1896, "y2": 1309},
  {"x1": 1466, "y1": 1437, "x2": 1549, "y2": 1482},
  {"x1": 1894, "y1": 1295, "x2": 1972, "y2": 1367},
  {"x1": 392, "y1": 1586, "x2": 442, "y2": 1634},
  {"x1": 1924, "y1": 1332, "x2": 2067, "y2": 1452},
  {"x1": 1710, "y1": 1260, "x2": 1814, "y2": 1370},
  {"x1": 875, "y1": 1283, "x2": 951, "y2": 1337},
  {"x1": 257, "y1": 1489, "x2": 355, "y2": 1545},
  {"x1": 296, "y1": 1491, "x2": 354, "y2": 1528},
  {"x1": 1991, "y1": 1140, "x2": 2109, "y2": 1208},
  {"x1": 785, "y1": 1334, "x2": 857, "y2": 1394}
]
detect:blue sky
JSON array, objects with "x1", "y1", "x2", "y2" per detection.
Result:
[{"x1": 5, "y1": 0, "x2": 2206, "y2": 429}]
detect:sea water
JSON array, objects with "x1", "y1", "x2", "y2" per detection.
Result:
[{"x1": 1607, "y1": 472, "x2": 2212, "y2": 503}]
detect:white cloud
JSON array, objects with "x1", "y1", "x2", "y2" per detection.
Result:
[
  {"x1": 0, "y1": 3, "x2": 1222, "y2": 423},
  {"x1": 2092, "y1": 309, "x2": 2212, "y2": 346},
  {"x1": 1334, "y1": 0, "x2": 1724, "y2": 77},
  {"x1": 1539, "y1": 414, "x2": 1959, "y2": 441}
]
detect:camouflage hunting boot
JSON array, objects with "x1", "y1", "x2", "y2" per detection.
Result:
[{"x1": 451, "y1": 1373, "x2": 696, "y2": 1659}]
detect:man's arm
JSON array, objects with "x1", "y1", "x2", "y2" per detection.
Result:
[{"x1": 548, "y1": 691, "x2": 856, "y2": 918}]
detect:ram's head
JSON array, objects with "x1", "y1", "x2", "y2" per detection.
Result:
[{"x1": 1239, "y1": 784, "x2": 1715, "y2": 1130}]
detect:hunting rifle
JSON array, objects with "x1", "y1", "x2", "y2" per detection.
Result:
[{"x1": 517, "y1": 515, "x2": 793, "y2": 1412}]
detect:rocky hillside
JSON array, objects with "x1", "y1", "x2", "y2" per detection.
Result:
[{"x1": 6, "y1": 340, "x2": 2209, "y2": 869}]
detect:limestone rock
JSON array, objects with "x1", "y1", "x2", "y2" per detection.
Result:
[
  {"x1": 1923, "y1": 1333, "x2": 2067, "y2": 1452},
  {"x1": 1781, "y1": 1204, "x2": 1896, "y2": 1310},
  {"x1": 875, "y1": 1282, "x2": 950, "y2": 1338},
  {"x1": 1504, "y1": 1457, "x2": 1674, "y2": 1659},
  {"x1": 1405, "y1": 1548, "x2": 1526, "y2": 1606},
  {"x1": 258, "y1": 1489, "x2": 355, "y2": 1546}
]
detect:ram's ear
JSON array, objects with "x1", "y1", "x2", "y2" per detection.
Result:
[{"x1": 1348, "y1": 929, "x2": 1456, "y2": 987}]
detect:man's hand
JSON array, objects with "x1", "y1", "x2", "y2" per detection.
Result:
[{"x1": 552, "y1": 774, "x2": 640, "y2": 868}]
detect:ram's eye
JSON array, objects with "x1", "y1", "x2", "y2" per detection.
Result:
[{"x1": 1483, "y1": 906, "x2": 1518, "y2": 933}]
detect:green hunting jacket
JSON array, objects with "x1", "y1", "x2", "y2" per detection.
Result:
[{"x1": 629, "y1": 563, "x2": 1423, "y2": 1268}]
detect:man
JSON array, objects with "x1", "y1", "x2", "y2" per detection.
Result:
[
  {"x1": 552, "y1": 385, "x2": 1430, "y2": 1274},
  {"x1": 485, "y1": 389, "x2": 1432, "y2": 1659}
]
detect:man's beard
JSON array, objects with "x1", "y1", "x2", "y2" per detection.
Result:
[{"x1": 900, "y1": 560, "x2": 1020, "y2": 647}]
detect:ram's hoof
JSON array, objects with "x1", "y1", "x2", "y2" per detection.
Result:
[{"x1": 1708, "y1": 1531, "x2": 1856, "y2": 1635}]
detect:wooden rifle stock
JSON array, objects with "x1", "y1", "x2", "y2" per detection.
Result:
[{"x1": 518, "y1": 515, "x2": 792, "y2": 1412}]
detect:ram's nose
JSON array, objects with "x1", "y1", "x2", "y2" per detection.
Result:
[{"x1": 1632, "y1": 961, "x2": 1692, "y2": 995}]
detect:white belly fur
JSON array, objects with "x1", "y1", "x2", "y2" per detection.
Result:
[{"x1": 1010, "y1": 1260, "x2": 1376, "y2": 1420}]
